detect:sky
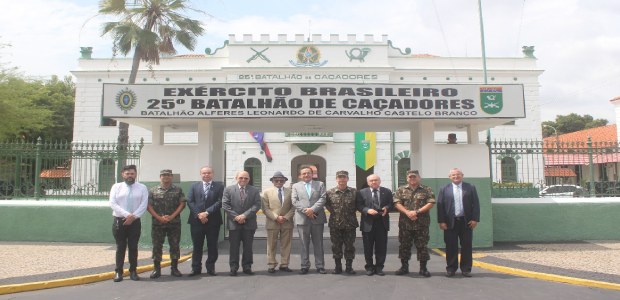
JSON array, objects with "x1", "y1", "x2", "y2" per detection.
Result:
[{"x1": 1, "y1": 0, "x2": 618, "y2": 123}]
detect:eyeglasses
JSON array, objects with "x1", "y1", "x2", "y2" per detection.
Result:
[
  {"x1": 407, "y1": 175, "x2": 418, "y2": 178},
  {"x1": 161, "y1": 174, "x2": 173, "y2": 177},
  {"x1": 273, "y1": 179, "x2": 285, "y2": 183},
  {"x1": 238, "y1": 177, "x2": 250, "y2": 180}
]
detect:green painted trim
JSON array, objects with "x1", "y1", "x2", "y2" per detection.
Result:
[{"x1": 492, "y1": 202, "x2": 620, "y2": 241}]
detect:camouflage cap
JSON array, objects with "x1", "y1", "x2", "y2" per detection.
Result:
[
  {"x1": 407, "y1": 170, "x2": 420, "y2": 176},
  {"x1": 336, "y1": 170, "x2": 349, "y2": 177},
  {"x1": 160, "y1": 169, "x2": 173, "y2": 175}
]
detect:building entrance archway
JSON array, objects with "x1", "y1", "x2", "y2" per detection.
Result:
[{"x1": 290, "y1": 155, "x2": 326, "y2": 184}]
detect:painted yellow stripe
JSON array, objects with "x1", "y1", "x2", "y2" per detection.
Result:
[
  {"x1": 0, "y1": 254, "x2": 192, "y2": 295},
  {"x1": 432, "y1": 249, "x2": 620, "y2": 291}
]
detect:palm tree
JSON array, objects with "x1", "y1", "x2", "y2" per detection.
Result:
[{"x1": 98, "y1": 0, "x2": 204, "y2": 175}]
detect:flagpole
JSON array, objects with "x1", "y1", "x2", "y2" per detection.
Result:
[{"x1": 478, "y1": 0, "x2": 488, "y2": 85}]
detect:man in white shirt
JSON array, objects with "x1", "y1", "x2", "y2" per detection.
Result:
[{"x1": 109, "y1": 165, "x2": 149, "y2": 282}]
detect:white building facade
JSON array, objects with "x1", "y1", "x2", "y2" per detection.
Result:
[{"x1": 73, "y1": 34, "x2": 543, "y2": 189}]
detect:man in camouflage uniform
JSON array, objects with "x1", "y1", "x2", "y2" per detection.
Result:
[
  {"x1": 393, "y1": 170, "x2": 435, "y2": 277},
  {"x1": 147, "y1": 169, "x2": 186, "y2": 278},
  {"x1": 325, "y1": 170, "x2": 358, "y2": 274}
]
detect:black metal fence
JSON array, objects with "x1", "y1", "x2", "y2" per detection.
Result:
[
  {"x1": 489, "y1": 138, "x2": 620, "y2": 198},
  {"x1": 0, "y1": 139, "x2": 143, "y2": 200}
]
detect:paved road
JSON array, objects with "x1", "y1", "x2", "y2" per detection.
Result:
[{"x1": 1, "y1": 238, "x2": 619, "y2": 300}]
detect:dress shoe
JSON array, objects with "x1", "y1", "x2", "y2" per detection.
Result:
[
  {"x1": 243, "y1": 269, "x2": 255, "y2": 275},
  {"x1": 279, "y1": 267, "x2": 293, "y2": 272},
  {"x1": 268, "y1": 268, "x2": 276, "y2": 273},
  {"x1": 317, "y1": 268, "x2": 326, "y2": 274},
  {"x1": 299, "y1": 268, "x2": 309, "y2": 275},
  {"x1": 206, "y1": 269, "x2": 217, "y2": 276},
  {"x1": 366, "y1": 268, "x2": 375, "y2": 276},
  {"x1": 113, "y1": 272, "x2": 123, "y2": 282},
  {"x1": 129, "y1": 271, "x2": 140, "y2": 281},
  {"x1": 230, "y1": 269, "x2": 238, "y2": 276},
  {"x1": 446, "y1": 271, "x2": 456, "y2": 277},
  {"x1": 188, "y1": 269, "x2": 201, "y2": 277},
  {"x1": 375, "y1": 269, "x2": 385, "y2": 276},
  {"x1": 462, "y1": 271, "x2": 472, "y2": 277}
]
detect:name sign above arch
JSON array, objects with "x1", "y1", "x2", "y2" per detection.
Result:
[{"x1": 103, "y1": 83, "x2": 524, "y2": 119}]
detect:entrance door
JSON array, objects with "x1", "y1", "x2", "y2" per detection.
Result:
[{"x1": 290, "y1": 155, "x2": 326, "y2": 184}]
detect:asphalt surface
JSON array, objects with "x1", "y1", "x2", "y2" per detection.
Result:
[{"x1": 1, "y1": 238, "x2": 619, "y2": 300}]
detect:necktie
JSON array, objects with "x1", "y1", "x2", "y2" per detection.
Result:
[
  {"x1": 455, "y1": 185, "x2": 463, "y2": 217},
  {"x1": 372, "y1": 189, "x2": 380, "y2": 210},
  {"x1": 278, "y1": 188, "x2": 283, "y2": 205},
  {"x1": 240, "y1": 187, "x2": 246, "y2": 203},
  {"x1": 204, "y1": 182, "x2": 210, "y2": 198},
  {"x1": 305, "y1": 183, "x2": 312, "y2": 198},
  {"x1": 126, "y1": 184, "x2": 133, "y2": 213}
]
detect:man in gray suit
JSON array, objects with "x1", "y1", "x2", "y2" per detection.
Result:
[
  {"x1": 222, "y1": 170, "x2": 262, "y2": 276},
  {"x1": 292, "y1": 166, "x2": 327, "y2": 274}
]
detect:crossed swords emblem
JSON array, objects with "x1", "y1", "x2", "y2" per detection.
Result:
[{"x1": 247, "y1": 47, "x2": 271, "y2": 63}]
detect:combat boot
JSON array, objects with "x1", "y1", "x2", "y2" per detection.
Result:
[
  {"x1": 419, "y1": 260, "x2": 431, "y2": 277},
  {"x1": 395, "y1": 259, "x2": 409, "y2": 275},
  {"x1": 332, "y1": 259, "x2": 343, "y2": 274},
  {"x1": 345, "y1": 259, "x2": 356, "y2": 274},
  {"x1": 150, "y1": 260, "x2": 161, "y2": 279},
  {"x1": 171, "y1": 259, "x2": 182, "y2": 277}
]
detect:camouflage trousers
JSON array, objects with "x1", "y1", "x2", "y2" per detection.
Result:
[
  {"x1": 151, "y1": 224, "x2": 181, "y2": 261},
  {"x1": 398, "y1": 226, "x2": 430, "y2": 261},
  {"x1": 329, "y1": 227, "x2": 356, "y2": 260}
]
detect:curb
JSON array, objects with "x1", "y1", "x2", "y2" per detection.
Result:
[
  {"x1": 0, "y1": 254, "x2": 192, "y2": 295},
  {"x1": 432, "y1": 248, "x2": 620, "y2": 291}
]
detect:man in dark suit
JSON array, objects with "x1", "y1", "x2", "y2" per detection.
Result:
[
  {"x1": 292, "y1": 166, "x2": 327, "y2": 274},
  {"x1": 222, "y1": 170, "x2": 261, "y2": 276},
  {"x1": 356, "y1": 174, "x2": 393, "y2": 276},
  {"x1": 187, "y1": 166, "x2": 224, "y2": 276},
  {"x1": 437, "y1": 168, "x2": 480, "y2": 278}
]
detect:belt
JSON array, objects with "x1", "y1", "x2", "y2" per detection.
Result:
[{"x1": 455, "y1": 216, "x2": 465, "y2": 221}]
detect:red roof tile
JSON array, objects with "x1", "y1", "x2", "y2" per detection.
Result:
[
  {"x1": 543, "y1": 124, "x2": 617, "y2": 149},
  {"x1": 544, "y1": 167, "x2": 576, "y2": 177}
]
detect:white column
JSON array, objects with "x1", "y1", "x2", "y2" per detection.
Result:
[
  {"x1": 467, "y1": 125, "x2": 480, "y2": 144},
  {"x1": 197, "y1": 120, "x2": 214, "y2": 170},
  {"x1": 410, "y1": 121, "x2": 437, "y2": 178},
  {"x1": 211, "y1": 128, "x2": 225, "y2": 182},
  {"x1": 152, "y1": 125, "x2": 164, "y2": 146}
]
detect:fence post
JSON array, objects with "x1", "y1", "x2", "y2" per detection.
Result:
[
  {"x1": 34, "y1": 137, "x2": 42, "y2": 200},
  {"x1": 587, "y1": 137, "x2": 595, "y2": 197}
]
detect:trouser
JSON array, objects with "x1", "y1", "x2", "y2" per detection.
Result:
[
  {"x1": 362, "y1": 218, "x2": 387, "y2": 270},
  {"x1": 330, "y1": 227, "x2": 356, "y2": 260},
  {"x1": 112, "y1": 217, "x2": 141, "y2": 272},
  {"x1": 266, "y1": 227, "x2": 293, "y2": 268},
  {"x1": 190, "y1": 223, "x2": 220, "y2": 271},
  {"x1": 228, "y1": 227, "x2": 256, "y2": 270},
  {"x1": 297, "y1": 224, "x2": 325, "y2": 269},
  {"x1": 444, "y1": 217, "x2": 473, "y2": 272},
  {"x1": 151, "y1": 224, "x2": 181, "y2": 261},
  {"x1": 398, "y1": 226, "x2": 430, "y2": 261}
]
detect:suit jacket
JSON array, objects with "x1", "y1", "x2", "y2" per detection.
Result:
[
  {"x1": 356, "y1": 186, "x2": 394, "y2": 232},
  {"x1": 186, "y1": 181, "x2": 224, "y2": 227},
  {"x1": 222, "y1": 184, "x2": 261, "y2": 230},
  {"x1": 436, "y1": 181, "x2": 481, "y2": 229},
  {"x1": 261, "y1": 186, "x2": 295, "y2": 230},
  {"x1": 291, "y1": 180, "x2": 327, "y2": 225}
]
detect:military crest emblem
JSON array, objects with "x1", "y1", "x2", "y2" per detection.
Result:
[
  {"x1": 290, "y1": 45, "x2": 328, "y2": 67},
  {"x1": 480, "y1": 86, "x2": 503, "y2": 114},
  {"x1": 115, "y1": 88, "x2": 137, "y2": 114}
]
